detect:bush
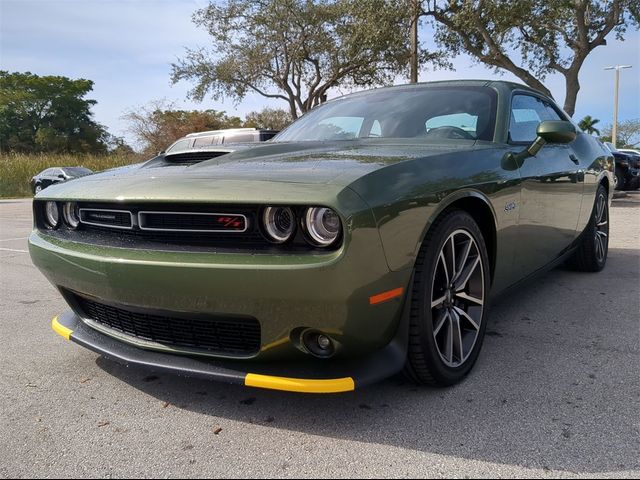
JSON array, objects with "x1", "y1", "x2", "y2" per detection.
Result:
[{"x1": 0, "y1": 153, "x2": 142, "y2": 198}]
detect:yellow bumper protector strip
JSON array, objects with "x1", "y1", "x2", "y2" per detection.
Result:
[
  {"x1": 245, "y1": 373, "x2": 355, "y2": 393},
  {"x1": 51, "y1": 316, "x2": 72, "y2": 340}
]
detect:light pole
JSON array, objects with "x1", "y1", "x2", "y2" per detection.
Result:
[{"x1": 604, "y1": 65, "x2": 632, "y2": 148}]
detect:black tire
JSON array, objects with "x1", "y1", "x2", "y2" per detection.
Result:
[
  {"x1": 565, "y1": 184, "x2": 609, "y2": 272},
  {"x1": 614, "y1": 169, "x2": 625, "y2": 191},
  {"x1": 404, "y1": 209, "x2": 490, "y2": 386}
]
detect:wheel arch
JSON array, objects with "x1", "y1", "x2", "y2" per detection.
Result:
[{"x1": 418, "y1": 190, "x2": 497, "y2": 285}]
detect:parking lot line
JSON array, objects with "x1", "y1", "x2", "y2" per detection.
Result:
[{"x1": 0, "y1": 247, "x2": 28, "y2": 253}]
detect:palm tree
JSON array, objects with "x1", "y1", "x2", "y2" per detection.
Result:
[{"x1": 578, "y1": 116, "x2": 601, "y2": 136}]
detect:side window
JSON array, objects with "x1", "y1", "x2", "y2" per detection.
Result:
[
  {"x1": 193, "y1": 136, "x2": 214, "y2": 147},
  {"x1": 224, "y1": 133, "x2": 257, "y2": 144},
  {"x1": 166, "y1": 139, "x2": 192, "y2": 153},
  {"x1": 369, "y1": 120, "x2": 382, "y2": 137},
  {"x1": 509, "y1": 95, "x2": 561, "y2": 143}
]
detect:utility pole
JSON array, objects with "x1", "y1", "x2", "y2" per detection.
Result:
[
  {"x1": 604, "y1": 65, "x2": 632, "y2": 148},
  {"x1": 410, "y1": 0, "x2": 419, "y2": 83}
]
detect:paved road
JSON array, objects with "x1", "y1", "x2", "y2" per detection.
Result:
[{"x1": 1, "y1": 194, "x2": 638, "y2": 478}]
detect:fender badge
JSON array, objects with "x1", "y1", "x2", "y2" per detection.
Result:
[{"x1": 505, "y1": 201, "x2": 517, "y2": 212}]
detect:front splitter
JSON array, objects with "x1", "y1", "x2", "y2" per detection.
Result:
[{"x1": 52, "y1": 311, "x2": 407, "y2": 393}]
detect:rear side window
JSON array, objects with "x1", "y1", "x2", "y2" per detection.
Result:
[
  {"x1": 509, "y1": 95, "x2": 562, "y2": 143},
  {"x1": 223, "y1": 133, "x2": 257, "y2": 144}
]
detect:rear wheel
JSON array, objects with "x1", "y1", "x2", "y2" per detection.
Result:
[
  {"x1": 566, "y1": 184, "x2": 609, "y2": 272},
  {"x1": 404, "y1": 210, "x2": 490, "y2": 386}
]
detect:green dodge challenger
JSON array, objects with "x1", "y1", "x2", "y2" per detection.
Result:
[{"x1": 30, "y1": 80, "x2": 613, "y2": 393}]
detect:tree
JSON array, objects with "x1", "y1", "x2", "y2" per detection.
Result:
[
  {"x1": 421, "y1": 1, "x2": 639, "y2": 116},
  {"x1": 123, "y1": 100, "x2": 243, "y2": 155},
  {"x1": 601, "y1": 118, "x2": 640, "y2": 148},
  {"x1": 171, "y1": 0, "x2": 416, "y2": 119},
  {"x1": 243, "y1": 108, "x2": 293, "y2": 131},
  {"x1": 0, "y1": 71, "x2": 109, "y2": 153},
  {"x1": 578, "y1": 115, "x2": 600, "y2": 135}
]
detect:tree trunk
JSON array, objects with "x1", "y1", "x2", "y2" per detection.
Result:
[{"x1": 563, "y1": 75, "x2": 579, "y2": 117}]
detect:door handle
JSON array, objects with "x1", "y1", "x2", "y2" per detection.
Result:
[{"x1": 569, "y1": 154, "x2": 580, "y2": 165}]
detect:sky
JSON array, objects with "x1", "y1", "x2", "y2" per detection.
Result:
[{"x1": 1, "y1": 0, "x2": 639, "y2": 147}]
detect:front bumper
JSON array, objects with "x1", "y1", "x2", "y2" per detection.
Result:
[
  {"x1": 52, "y1": 310, "x2": 407, "y2": 393},
  {"x1": 30, "y1": 226, "x2": 411, "y2": 361}
]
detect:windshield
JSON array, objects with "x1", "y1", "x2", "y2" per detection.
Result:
[{"x1": 274, "y1": 86, "x2": 497, "y2": 143}]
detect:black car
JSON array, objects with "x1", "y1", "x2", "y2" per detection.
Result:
[
  {"x1": 604, "y1": 142, "x2": 640, "y2": 191},
  {"x1": 31, "y1": 167, "x2": 93, "y2": 194}
]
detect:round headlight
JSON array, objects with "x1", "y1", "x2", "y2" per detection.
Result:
[
  {"x1": 44, "y1": 201, "x2": 60, "y2": 228},
  {"x1": 304, "y1": 207, "x2": 341, "y2": 246},
  {"x1": 263, "y1": 206, "x2": 295, "y2": 243},
  {"x1": 63, "y1": 202, "x2": 80, "y2": 229}
]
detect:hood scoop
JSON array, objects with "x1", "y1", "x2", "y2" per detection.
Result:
[{"x1": 164, "y1": 151, "x2": 231, "y2": 164}]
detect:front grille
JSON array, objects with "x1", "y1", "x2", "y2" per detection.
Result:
[
  {"x1": 139, "y1": 211, "x2": 248, "y2": 232},
  {"x1": 73, "y1": 293, "x2": 261, "y2": 357},
  {"x1": 79, "y1": 209, "x2": 133, "y2": 229},
  {"x1": 36, "y1": 202, "x2": 341, "y2": 253}
]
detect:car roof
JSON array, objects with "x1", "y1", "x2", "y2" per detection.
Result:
[{"x1": 325, "y1": 80, "x2": 549, "y2": 103}]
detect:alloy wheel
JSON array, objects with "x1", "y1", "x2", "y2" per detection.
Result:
[
  {"x1": 594, "y1": 193, "x2": 608, "y2": 263},
  {"x1": 430, "y1": 229, "x2": 485, "y2": 368}
]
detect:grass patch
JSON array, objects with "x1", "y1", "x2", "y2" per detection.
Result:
[{"x1": 0, "y1": 153, "x2": 143, "y2": 198}]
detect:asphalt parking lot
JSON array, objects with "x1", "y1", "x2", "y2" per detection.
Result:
[{"x1": 1, "y1": 194, "x2": 638, "y2": 479}]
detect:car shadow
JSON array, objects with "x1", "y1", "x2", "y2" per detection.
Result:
[{"x1": 95, "y1": 247, "x2": 639, "y2": 475}]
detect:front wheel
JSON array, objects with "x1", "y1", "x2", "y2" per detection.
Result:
[{"x1": 404, "y1": 210, "x2": 490, "y2": 386}]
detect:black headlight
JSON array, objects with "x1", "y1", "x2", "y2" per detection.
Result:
[
  {"x1": 44, "y1": 202, "x2": 60, "y2": 229},
  {"x1": 262, "y1": 206, "x2": 296, "y2": 243},
  {"x1": 304, "y1": 207, "x2": 342, "y2": 247}
]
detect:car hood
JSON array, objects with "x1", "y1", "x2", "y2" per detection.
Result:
[{"x1": 37, "y1": 140, "x2": 489, "y2": 203}]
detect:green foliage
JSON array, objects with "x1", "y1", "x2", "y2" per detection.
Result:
[
  {"x1": 601, "y1": 118, "x2": 640, "y2": 148},
  {"x1": 0, "y1": 71, "x2": 109, "y2": 154},
  {"x1": 123, "y1": 100, "x2": 243, "y2": 155},
  {"x1": 171, "y1": 0, "x2": 418, "y2": 118},
  {"x1": 422, "y1": 1, "x2": 638, "y2": 116},
  {"x1": 0, "y1": 153, "x2": 140, "y2": 198},
  {"x1": 578, "y1": 116, "x2": 601, "y2": 136},
  {"x1": 243, "y1": 108, "x2": 293, "y2": 131}
]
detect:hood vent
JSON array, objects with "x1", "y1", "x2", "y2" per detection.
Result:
[{"x1": 164, "y1": 151, "x2": 230, "y2": 164}]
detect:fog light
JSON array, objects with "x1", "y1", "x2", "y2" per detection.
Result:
[
  {"x1": 317, "y1": 334, "x2": 331, "y2": 350},
  {"x1": 302, "y1": 330, "x2": 335, "y2": 358}
]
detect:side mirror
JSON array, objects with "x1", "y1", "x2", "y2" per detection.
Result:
[
  {"x1": 504, "y1": 120, "x2": 577, "y2": 169},
  {"x1": 58, "y1": 174, "x2": 66, "y2": 179},
  {"x1": 527, "y1": 120, "x2": 576, "y2": 156}
]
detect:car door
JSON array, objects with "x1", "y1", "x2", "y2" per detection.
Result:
[{"x1": 510, "y1": 94, "x2": 584, "y2": 278}]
